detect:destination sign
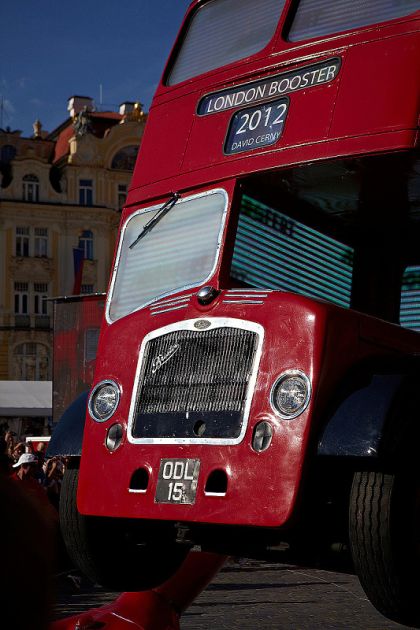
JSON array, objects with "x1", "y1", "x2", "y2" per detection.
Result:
[
  {"x1": 198, "y1": 58, "x2": 341, "y2": 116},
  {"x1": 225, "y1": 98, "x2": 288, "y2": 155}
]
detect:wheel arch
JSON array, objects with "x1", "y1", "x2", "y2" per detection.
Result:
[
  {"x1": 46, "y1": 390, "x2": 88, "y2": 458},
  {"x1": 317, "y1": 367, "x2": 420, "y2": 463}
]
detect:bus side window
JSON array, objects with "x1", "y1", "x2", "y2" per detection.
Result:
[
  {"x1": 400, "y1": 265, "x2": 420, "y2": 332},
  {"x1": 230, "y1": 194, "x2": 353, "y2": 307}
]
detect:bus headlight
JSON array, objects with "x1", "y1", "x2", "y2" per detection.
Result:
[
  {"x1": 88, "y1": 380, "x2": 121, "y2": 422},
  {"x1": 270, "y1": 370, "x2": 311, "y2": 419}
]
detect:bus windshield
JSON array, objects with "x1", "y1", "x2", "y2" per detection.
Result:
[{"x1": 108, "y1": 189, "x2": 228, "y2": 321}]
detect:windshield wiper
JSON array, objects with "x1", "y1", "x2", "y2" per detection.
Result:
[{"x1": 129, "y1": 192, "x2": 180, "y2": 249}]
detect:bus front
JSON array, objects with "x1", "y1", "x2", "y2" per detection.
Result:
[{"x1": 66, "y1": 1, "x2": 420, "y2": 624}]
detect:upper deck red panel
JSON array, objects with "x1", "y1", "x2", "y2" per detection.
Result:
[{"x1": 128, "y1": 5, "x2": 420, "y2": 204}]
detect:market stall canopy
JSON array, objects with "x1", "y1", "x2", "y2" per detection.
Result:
[{"x1": 0, "y1": 381, "x2": 52, "y2": 416}]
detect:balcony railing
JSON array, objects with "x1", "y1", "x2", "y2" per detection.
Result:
[
  {"x1": 13, "y1": 315, "x2": 51, "y2": 330},
  {"x1": 14, "y1": 315, "x2": 31, "y2": 328},
  {"x1": 35, "y1": 315, "x2": 51, "y2": 329}
]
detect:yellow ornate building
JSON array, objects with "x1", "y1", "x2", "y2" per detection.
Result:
[{"x1": 0, "y1": 96, "x2": 146, "y2": 432}]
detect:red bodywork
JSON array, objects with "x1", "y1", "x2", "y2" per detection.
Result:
[
  {"x1": 131, "y1": 13, "x2": 420, "y2": 199},
  {"x1": 79, "y1": 289, "x2": 420, "y2": 526},
  {"x1": 77, "y1": 4, "x2": 420, "y2": 532}
]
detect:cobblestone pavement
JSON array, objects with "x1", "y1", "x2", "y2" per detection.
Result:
[{"x1": 54, "y1": 560, "x2": 414, "y2": 629}]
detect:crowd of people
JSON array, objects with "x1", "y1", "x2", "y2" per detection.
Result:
[
  {"x1": 0, "y1": 429, "x2": 66, "y2": 629},
  {"x1": 0, "y1": 429, "x2": 66, "y2": 520}
]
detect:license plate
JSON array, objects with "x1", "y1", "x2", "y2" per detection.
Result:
[
  {"x1": 155, "y1": 458, "x2": 200, "y2": 504},
  {"x1": 225, "y1": 97, "x2": 289, "y2": 155}
]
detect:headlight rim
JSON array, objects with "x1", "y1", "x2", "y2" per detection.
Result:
[
  {"x1": 270, "y1": 369, "x2": 311, "y2": 420},
  {"x1": 88, "y1": 379, "x2": 121, "y2": 422}
]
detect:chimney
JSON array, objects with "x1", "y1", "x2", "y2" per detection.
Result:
[
  {"x1": 119, "y1": 102, "x2": 136, "y2": 116},
  {"x1": 119, "y1": 101, "x2": 145, "y2": 123},
  {"x1": 67, "y1": 96, "x2": 94, "y2": 119}
]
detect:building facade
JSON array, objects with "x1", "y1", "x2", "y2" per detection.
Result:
[{"x1": 0, "y1": 96, "x2": 146, "y2": 434}]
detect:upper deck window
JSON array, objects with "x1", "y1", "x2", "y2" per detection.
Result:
[
  {"x1": 167, "y1": 0, "x2": 285, "y2": 86},
  {"x1": 288, "y1": 0, "x2": 420, "y2": 42}
]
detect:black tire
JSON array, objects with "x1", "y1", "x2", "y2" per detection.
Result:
[
  {"x1": 59, "y1": 467, "x2": 190, "y2": 591},
  {"x1": 349, "y1": 470, "x2": 420, "y2": 627}
]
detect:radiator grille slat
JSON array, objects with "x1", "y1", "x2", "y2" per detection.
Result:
[{"x1": 132, "y1": 327, "x2": 258, "y2": 439}]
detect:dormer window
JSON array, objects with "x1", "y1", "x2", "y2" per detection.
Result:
[{"x1": 22, "y1": 174, "x2": 39, "y2": 202}]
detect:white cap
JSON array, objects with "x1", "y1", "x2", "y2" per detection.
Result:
[{"x1": 13, "y1": 453, "x2": 38, "y2": 468}]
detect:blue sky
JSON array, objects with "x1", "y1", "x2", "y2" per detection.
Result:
[{"x1": 0, "y1": 1, "x2": 191, "y2": 136}]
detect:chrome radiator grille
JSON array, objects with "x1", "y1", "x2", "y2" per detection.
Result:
[{"x1": 132, "y1": 327, "x2": 258, "y2": 440}]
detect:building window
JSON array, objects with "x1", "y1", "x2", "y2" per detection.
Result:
[
  {"x1": 111, "y1": 146, "x2": 138, "y2": 171},
  {"x1": 78, "y1": 230, "x2": 94, "y2": 260},
  {"x1": 16, "y1": 227, "x2": 30, "y2": 257},
  {"x1": 15, "y1": 226, "x2": 49, "y2": 257},
  {"x1": 34, "y1": 228, "x2": 48, "y2": 257},
  {"x1": 34, "y1": 283, "x2": 49, "y2": 315},
  {"x1": 14, "y1": 282, "x2": 29, "y2": 314},
  {"x1": 22, "y1": 174, "x2": 40, "y2": 202},
  {"x1": 79, "y1": 179, "x2": 93, "y2": 206},
  {"x1": 118, "y1": 184, "x2": 127, "y2": 211},
  {"x1": 1, "y1": 144, "x2": 16, "y2": 162},
  {"x1": 14, "y1": 342, "x2": 50, "y2": 380},
  {"x1": 81, "y1": 284, "x2": 94, "y2": 294}
]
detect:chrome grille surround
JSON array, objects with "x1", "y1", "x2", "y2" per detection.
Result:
[{"x1": 127, "y1": 318, "x2": 264, "y2": 445}]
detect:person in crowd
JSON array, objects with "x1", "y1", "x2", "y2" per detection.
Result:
[
  {"x1": 34, "y1": 442, "x2": 47, "y2": 484},
  {"x1": 4, "y1": 429, "x2": 15, "y2": 454},
  {"x1": 11, "y1": 441, "x2": 26, "y2": 463},
  {"x1": 0, "y1": 436, "x2": 11, "y2": 474},
  {"x1": 1, "y1": 451, "x2": 54, "y2": 629},
  {"x1": 44, "y1": 456, "x2": 64, "y2": 509},
  {"x1": 12, "y1": 452, "x2": 59, "y2": 524},
  {"x1": 25, "y1": 441, "x2": 35, "y2": 454}
]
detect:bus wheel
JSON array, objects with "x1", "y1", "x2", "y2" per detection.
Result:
[
  {"x1": 60, "y1": 467, "x2": 190, "y2": 591},
  {"x1": 349, "y1": 470, "x2": 420, "y2": 627}
]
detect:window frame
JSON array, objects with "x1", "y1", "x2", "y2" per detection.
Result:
[
  {"x1": 15, "y1": 227, "x2": 30, "y2": 257},
  {"x1": 106, "y1": 188, "x2": 229, "y2": 324},
  {"x1": 15, "y1": 226, "x2": 49, "y2": 258},
  {"x1": 22, "y1": 174, "x2": 40, "y2": 202},
  {"x1": 165, "y1": 0, "x2": 287, "y2": 86},
  {"x1": 78, "y1": 230, "x2": 94, "y2": 260},
  {"x1": 14, "y1": 282, "x2": 29, "y2": 315},
  {"x1": 229, "y1": 193, "x2": 354, "y2": 308},
  {"x1": 34, "y1": 228, "x2": 48, "y2": 257},
  {"x1": 79, "y1": 179, "x2": 94, "y2": 206},
  {"x1": 14, "y1": 342, "x2": 50, "y2": 381},
  {"x1": 285, "y1": 0, "x2": 420, "y2": 43},
  {"x1": 34, "y1": 283, "x2": 49, "y2": 316}
]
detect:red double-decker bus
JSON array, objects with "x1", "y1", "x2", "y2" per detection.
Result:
[{"x1": 51, "y1": 1, "x2": 420, "y2": 625}]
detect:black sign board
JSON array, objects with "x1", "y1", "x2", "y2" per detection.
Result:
[
  {"x1": 198, "y1": 57, "x2": 341, "y2": 117},
  {"x1": 225, "y1": 98, "x2": 288, "y2": 155}
]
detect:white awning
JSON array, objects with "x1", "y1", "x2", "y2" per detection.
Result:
[{"x1": 0, "y1": 381, "x2": 52, "y2": 417}]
